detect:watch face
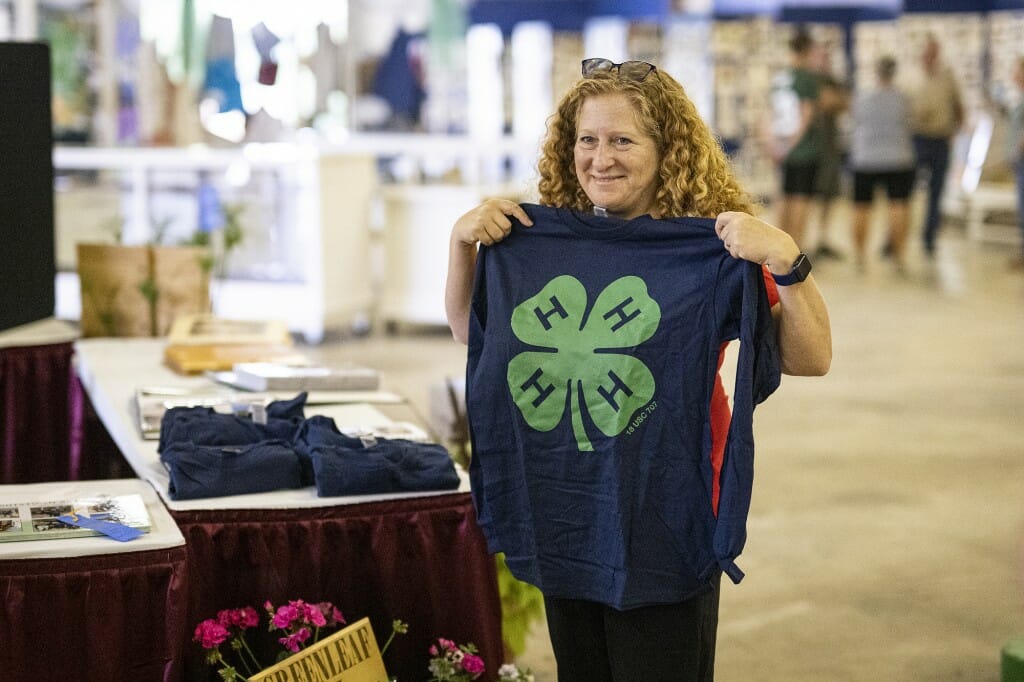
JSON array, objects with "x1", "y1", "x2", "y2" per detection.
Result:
[
  {"x1": 774, "y1": 253, "x2": 812, "y2": 285},
  {"x1": 794, "y1": 254, "x2": 812, "y2": 281}
]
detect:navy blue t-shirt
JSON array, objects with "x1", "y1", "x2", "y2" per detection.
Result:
[{"x1": 466, "y1": 204, "x2": 780, "y2": 609}]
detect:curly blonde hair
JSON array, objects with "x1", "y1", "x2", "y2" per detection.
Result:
[{"x1": 537, "y1": 68, "x2": 755, "y2": 218}]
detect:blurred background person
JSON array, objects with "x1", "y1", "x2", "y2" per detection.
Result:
[
  {"x1": 773, "y1": 26, "x2": 823, "y2": 250},
  {"x1": 909, "y1": 35, "x2": 964, "y2": 259},
  {"x1": 849, "y1": 56, "x2": 915, "y2": 273},
  {"x1": 810, "y1": 40, "x2": 849, "y2": 262}
]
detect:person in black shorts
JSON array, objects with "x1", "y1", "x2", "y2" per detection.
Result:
[
  {"x1": 774, "y1": 28, "x2": 823, "y2": 250},
  {"x1": 810, "y1": 46, "x2": 849, "y2": 261},
  {"x1": 849, "y1": 56, "x2": 916, "y2": 273}
]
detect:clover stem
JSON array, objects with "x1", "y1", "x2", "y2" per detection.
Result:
[{"x1": 570, "y1": 380, "x2": 594, "y2": 451}]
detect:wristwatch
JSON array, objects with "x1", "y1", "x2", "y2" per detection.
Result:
[{"x1": 772, "y1": 253, "x2": 812, "y2": 286}]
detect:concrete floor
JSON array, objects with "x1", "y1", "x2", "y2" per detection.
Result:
[{"x1": 310, "y1": 213, "x2": 1024, "y2": 681}]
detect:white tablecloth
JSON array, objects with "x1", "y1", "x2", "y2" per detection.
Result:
[
  {"x1": 73, "y1": 337, "x2": 469, "y2": 511},
  {"x1": 0, "y1": 317, "x2": 78, "y2": 349},
  {"x1": 0, "y1": 478, "x2": 184, "y2": 559}
]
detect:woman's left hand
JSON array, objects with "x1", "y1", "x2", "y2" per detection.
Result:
[
  {"x1": 716, "y1": 212, "x2": 832, "y2": 376},
  {"x1": 714, "y1": 211, "x2": 802, "y2": 277}
]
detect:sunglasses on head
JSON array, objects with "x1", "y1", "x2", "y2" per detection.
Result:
[{"x1": 581, "y1": 58, "x2": 657, "y2": 82}]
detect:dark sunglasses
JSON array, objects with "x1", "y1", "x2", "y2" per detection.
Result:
[{"x1": 581, "y1": 58, "x2": 657, "y2": 82}]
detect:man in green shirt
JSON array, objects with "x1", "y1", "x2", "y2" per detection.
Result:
[{"x1": 774, "y1": 27, "x2": 823, "y2": 251}]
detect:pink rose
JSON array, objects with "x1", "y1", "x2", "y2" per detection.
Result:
[{"x1": 193, "y1": 619, "x2": 230, "y2": 649}]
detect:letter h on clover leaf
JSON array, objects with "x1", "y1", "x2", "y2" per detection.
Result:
[{"x1": 506, "y1": 275, "x2": 661, "y2": 451}]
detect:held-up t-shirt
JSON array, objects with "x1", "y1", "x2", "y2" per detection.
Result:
[{"x1": 466, "y1": 204, "x2": 781, "y2": 610}]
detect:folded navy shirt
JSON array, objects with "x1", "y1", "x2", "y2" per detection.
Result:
[
  {"x1": 160, "y1": 440, "x2": 303, "y2": 500},
  {"x1": 309, "y1": 438, "x2": 460, "y2": 497},
  {"x1": 291, "y1": 414, "x2": 364, "y2": 486},
  {"x1": 156, "y1": 392, "x2": 458, "y2": 499},
  {"x1": 158, "y1": 392, "x2": 308, "y2": 453}
]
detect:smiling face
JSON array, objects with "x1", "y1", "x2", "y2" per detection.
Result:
[{"x1": 573, "y1": 93, "x2": 661, "y2": 220}]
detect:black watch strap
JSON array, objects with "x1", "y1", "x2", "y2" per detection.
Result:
[{"x1": 772, "y1": 252, "x2": 812, "y2": 286}]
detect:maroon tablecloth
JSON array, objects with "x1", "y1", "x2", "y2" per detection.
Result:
[
  {"x1": 0, "y1": 341, "x2": 132, "y2": 483},
  {"x1": 0, "y1": 545, "x2": 189, "y2": 681},
  {"x1": 173, "y1": 492, "x2": 503, "y2": 682},
  {"x1": 0, "y1": 341, "x2": 78, "y2": 483}
]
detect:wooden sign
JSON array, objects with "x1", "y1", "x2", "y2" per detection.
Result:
[{"x1": 248, "y1": 617, "x2": 390, "y2": 682}]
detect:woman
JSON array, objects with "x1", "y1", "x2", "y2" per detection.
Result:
[
  {"x1": 848, "y1": 56, "x2": 916, "y2": 273},
  {"x1": 445, "y1": 59, "x2": 831, "y2": 681}
]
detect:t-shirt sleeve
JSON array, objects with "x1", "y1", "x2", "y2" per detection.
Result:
[
  {"x1": 761, "y1": 265, "x2": 780, "y2": 306},
  {"x1": 714, "y1": 261, "x2": 781, "y2": 583}
]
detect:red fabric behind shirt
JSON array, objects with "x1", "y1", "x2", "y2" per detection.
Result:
[{"x1": 709, "y1": 268, "x2": 780, "y2": 514}]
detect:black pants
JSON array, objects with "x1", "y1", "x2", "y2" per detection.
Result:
[
  {"x1": 913, "y1": 134, "x2": 952, "y2": 255},
  {"x1": 544, "y1": 573, "x2": 721, "y2": 682}
]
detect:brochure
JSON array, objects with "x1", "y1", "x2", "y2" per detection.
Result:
[{"x1": 0, "y1": 493, "x2": 152, "y2": 543}]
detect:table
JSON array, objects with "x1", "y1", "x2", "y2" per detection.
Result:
[
  {"x1": 1, "y1": 319, "x2": 78, "y2": 484},
  {"x1": 0, "y1": 479, "x2": 188, "y2": 681},
  {"x1": 0, "y1": 318, "x2": 133, "y2": 484},
  {"x1": 73, "y1": 338, "x2": 503, "y2": 681}
]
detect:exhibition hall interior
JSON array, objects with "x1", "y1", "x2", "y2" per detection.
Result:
[{"x1": 1, "y1": 0, "x2": 1023, "y2": 680}]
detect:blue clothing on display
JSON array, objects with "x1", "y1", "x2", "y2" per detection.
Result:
[
  {"x1": 157, "y1": 393, "x2": 307, "y2": 454},
  {"x1": 292, "y1": 414, "x2": 366, "y2": 485},
  {"x1": 160, "y1": 440, "x2": 304, "y2": 500},
  {"x1": 466, "y1": 204, "x2": 780, "y2": 610},
  {"x1": 309, "y1": 439, "x2": 460, "y2": 498},
  {"x1": 295, "y1": 413, "x2": 459, "y2": 497},
  {"x1": 370, "y1": 29, "x2": 425, "y2": 125},
  {"x1": 202, "y1": 15, "x2": 243, "y2": 113},
  {"x1": 158, "y1": 396, "x2": 459, "y2": 500},
  {"x1": 158, "y1": 407, "x2": 264, "y2": 452}
]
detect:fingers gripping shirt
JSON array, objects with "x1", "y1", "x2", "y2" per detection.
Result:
[{"x1": 465, "y1": 204, "x2": 781, "y2": 610}]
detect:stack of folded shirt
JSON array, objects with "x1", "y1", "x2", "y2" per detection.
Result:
[
  {"x1": 293, "y1": 415, "x2": 460, "y2": 497},
  {"x1": 157, "y1": 393, "x2": 459, "y2": 501}
]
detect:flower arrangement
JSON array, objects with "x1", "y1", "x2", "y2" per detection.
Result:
[
  {"x1": 427, "y1": 639, "x2": 486, "y2": 681},
  {"x1": 193, "y1": 599, "x2": 406, "y2": 681},
  {"x1": 497, "y1": 663, "x2": 535, "y2": 682},
  {"x1": 426, "y1": 638, "x2": 533, "y2": 682}
]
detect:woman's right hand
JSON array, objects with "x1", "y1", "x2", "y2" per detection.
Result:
[{"x1": 452, "y1": 198, "x2": 533, "y2": 246}]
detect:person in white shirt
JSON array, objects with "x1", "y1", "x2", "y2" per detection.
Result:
[{"x1": 909, "y1": 36, "x2": 964, "y2": 258}]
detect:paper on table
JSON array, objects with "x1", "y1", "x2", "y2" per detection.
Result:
[{"x1": 0, "y1": 479, "x2": 184, "y2": 560}]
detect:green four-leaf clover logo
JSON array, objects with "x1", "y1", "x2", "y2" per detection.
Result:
[{"x1": 506, "y1": 275, "x2": 661, "y2": 451}]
